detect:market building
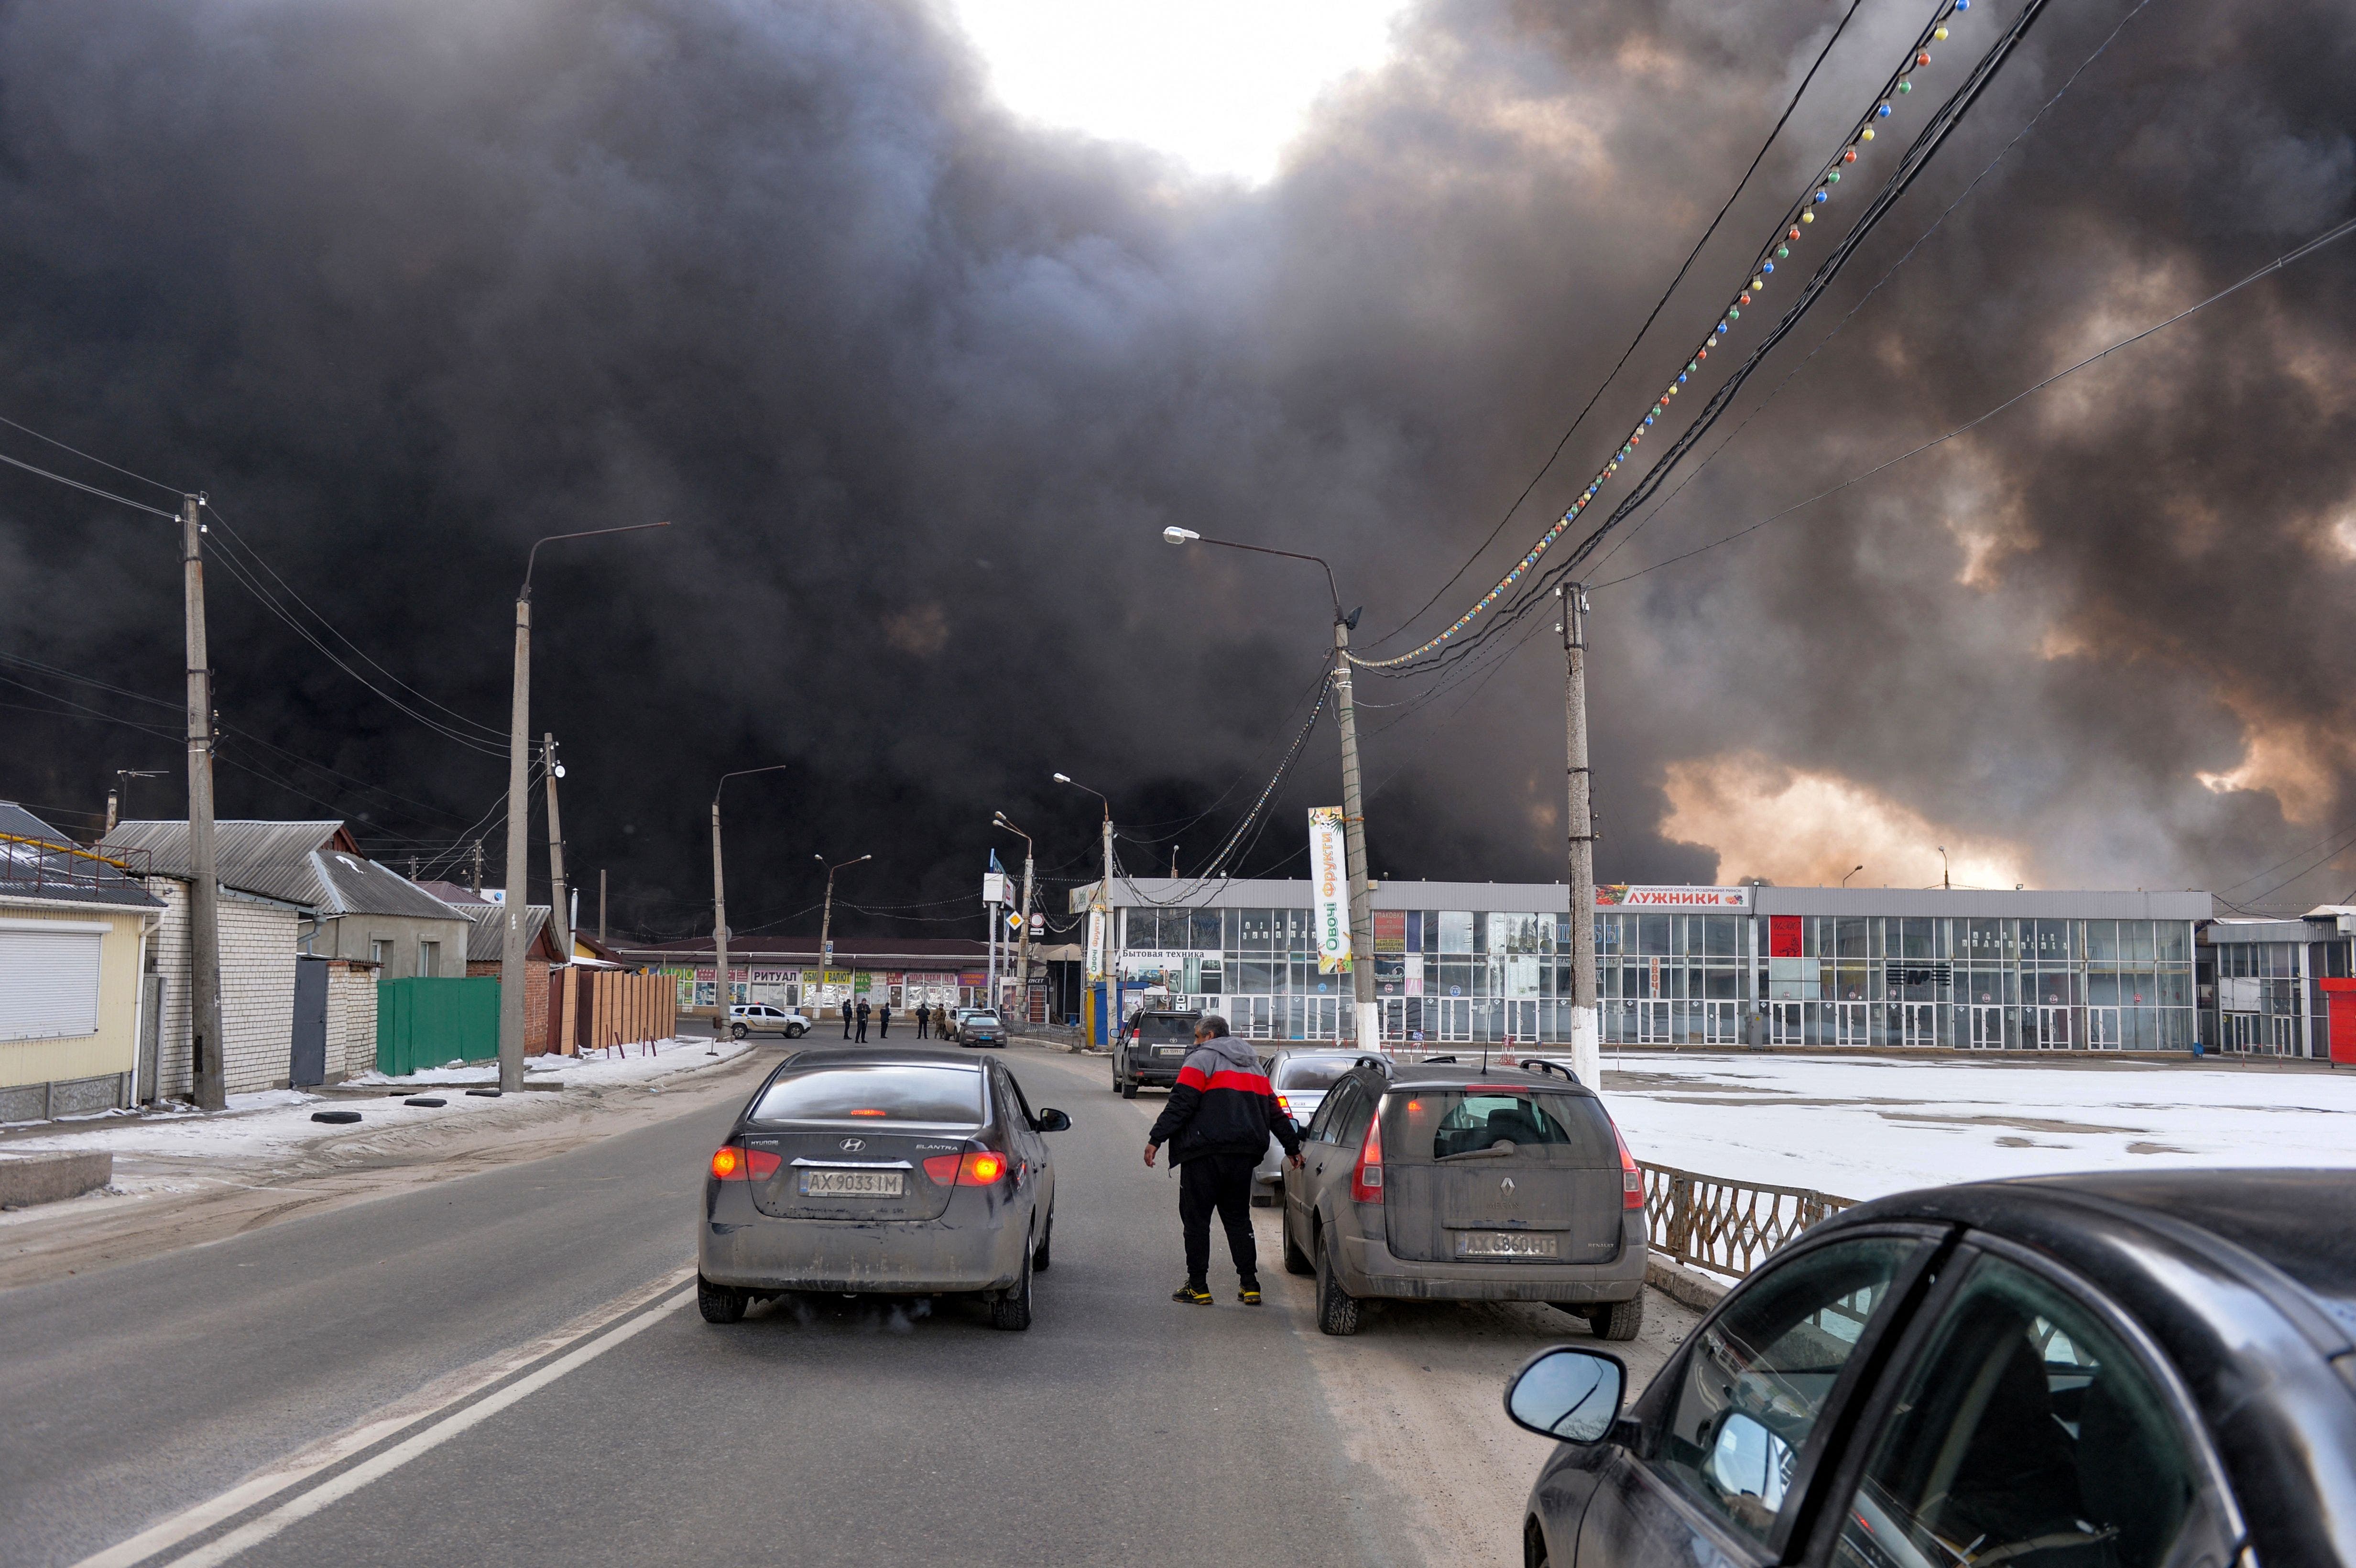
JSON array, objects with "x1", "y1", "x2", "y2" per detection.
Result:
[
  {"x1": 605, "y1": 934, "x2": 1022, "y2": 1022},
  {"x1": 2199, "y1": 907, "x2": 2356, "y2": 1062},
  {"x1": 1068, "y1": 878, "x2": 2212, "y2": 1054}
]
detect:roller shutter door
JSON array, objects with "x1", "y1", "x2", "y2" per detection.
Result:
[{"x1": 0, "y1": 927, "x2": 104, "y2": 1041}]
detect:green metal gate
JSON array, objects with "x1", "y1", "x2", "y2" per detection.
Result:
[{"x1": 376, "y1": 976, "x2": 501, "y2": 1076}]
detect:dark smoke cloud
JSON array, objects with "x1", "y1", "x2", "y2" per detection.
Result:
[{"x1": 0, "y1": 0, "x2": 2349, "y2": 935}]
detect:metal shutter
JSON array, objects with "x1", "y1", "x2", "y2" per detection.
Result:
[{"x1": 0, "y1": 928, "x2": 104, "y2": 1041}]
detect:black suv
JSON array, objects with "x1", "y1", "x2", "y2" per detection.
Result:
[{"x1": 1112, "y1": 1009, "x2": 1203, "y2": 1098}]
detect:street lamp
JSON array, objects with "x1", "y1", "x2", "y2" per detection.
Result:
[
  {"x1": 710, "y1": 765, "x2": 793, "y2": 1053},
  {"x1": 498, "y1": 521, "x2": 668, "y2": 1091},
  {"x1": 1935, "y1": 847, "x2": 1951, "y2": 892},
  {"x1": 1841, "y1": 864, "x2": 1865, "y2": 888},
  {"x1": 1160, "y1": 528, "x2": 1377, "y2": 1050},
  {"x1": 993, "y1": 812, "x2": 1036, "y2": 1020},
  {"x1": 814, "y1": 852, "x2": 871, "y2": 989},
  {"x1": 1056, "y1": 772, "x2": 1118, "y2": 1044}
]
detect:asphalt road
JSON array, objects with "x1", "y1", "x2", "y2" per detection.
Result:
[{"x1": 2, "y1": 1043, "x2": 1685, "y2": 1568}]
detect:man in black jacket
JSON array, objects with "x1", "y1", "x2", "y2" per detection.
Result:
[{"x1": 1144, "y1": 1015, "x2": 1302, "y2": 1306}]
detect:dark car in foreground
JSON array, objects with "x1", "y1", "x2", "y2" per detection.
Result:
[
  {"x1": 1505, "y1": 1168, "x2": 2356, "y2": 1568},
  {"x1": 698, "y1": 1050, "x2": 1068, "y2": 1330},
  {"x1": 1112, "y1": 1008, "x2": 1203, "y2": 1098},
  {"x1": 1283, "y1": 1057, "x2": 1646, "y2": 1338}
]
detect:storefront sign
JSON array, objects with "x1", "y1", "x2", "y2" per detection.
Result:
[
  {"x1": 1596, "y1": 884, "x2": 1754, "y2": 909},
  {"x1": 1308, "y1": 806, "x2": 1352, "y2": 973},
  {"x1": 1085, "y1": 908, "x2": 1106, "y2": 980}
]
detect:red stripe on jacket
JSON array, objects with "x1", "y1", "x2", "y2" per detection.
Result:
[{"x1": 1175, "y1": 1064, "x2": 1274, "y2": 1096}]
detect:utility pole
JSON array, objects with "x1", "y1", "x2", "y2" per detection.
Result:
[
  {"x1": 814, "y1": 853, "x2": 871, "y2": 996},
  {"x1": 1329, "y1": 612, "x2": 1380, "y2": 1053},
  {"x1": 1559, "y1": 582, "x2": 1600, "y2": 1089},
  {"x1": 710, "y1": 795, "x2": 729, "y2": 1051},
  {"x1": 470, "y1": 839, "x2": 484, "y2": 895},
  {"x1": 499, "y1": 523, "x2": 669, "y2": 1092},
  {"x1": 499, "y1": 588, "x2": 533, "y2": 1090},
  {"x1": 544, "y1": 733, "x2": 570, "y2": 961},
  {"x1": 106, "y1": 789, "x2": 118, "y2": 835},
  {"x1": 183, "y1": 494, "x2": 226, "y2": 1111},
  {"x1": 1015, "y1": 834, "x2": 1036, "y2": 1024},
  {"x1": 600, "y1": 868, "x2": 608, "y2": 944}
]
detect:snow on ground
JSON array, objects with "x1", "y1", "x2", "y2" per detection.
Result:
[
  {"x1": 0, "y1": 1038, "x2": 749, "y2": 1164},
  {"x1": 1603, "y1": 1052, "x2": 2356, "y2": 1201}
]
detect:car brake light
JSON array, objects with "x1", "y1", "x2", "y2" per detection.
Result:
[
  {"x1": 1612, "y1": 1122, "x2": 1644, "y2": 1210},
  {"x1": 1350, "y1": 1110, "x2": 1385, "y2": 1202},
  {"x1": 1276, "y1": 1094, "x2": 1292, "y2": 1115},
  {"x1": 710, "y1": 1145, "x2": 782, "y2": 1181},
  {"x1": 923, "y1": 1150, "x2": 1009, "y2": 1186}
]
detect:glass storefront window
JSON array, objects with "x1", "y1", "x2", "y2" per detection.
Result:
[
  {"x1": 2158, "y1": 922, "x2": 2190, "y2": 962},
  {"x1": 1438, "y1": 911, "x2": 1473, "y2": 954},
  {"x1": 1702, "y1": 916, "x2": 1740, "y2": 958},
  {"x1": 2121, "y1": 921, "x2": 2155, "y2": 963},
  {"x1": 1638, "y1": 915, "x2": 1672, "y2": 955}
]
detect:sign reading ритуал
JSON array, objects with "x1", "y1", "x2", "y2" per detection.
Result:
[
  {"x1": 1308, "y1": 806, "x2": 1353, "y2": 973},
  {"x1": 1595, "y1": 885, "x2": 1754, "y2": 909}
]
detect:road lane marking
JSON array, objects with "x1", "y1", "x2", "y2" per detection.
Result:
[{"x1": 71, "y1": 1267, "x2": 694, "y2": 1568}]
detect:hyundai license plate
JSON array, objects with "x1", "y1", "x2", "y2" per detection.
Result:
[
  {"x1": 1457, "y1": 1231, "x2": 1560, "y2": 1259},
  {"x1": 801, "y1": 1169, "x2": 904, "y2": 1198}
]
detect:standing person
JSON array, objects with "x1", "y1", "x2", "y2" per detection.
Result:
[
  {"x1": 840, "y1": 998, "x2": 853, "y2": 1040},
  {"x1": 854, "y1": 997, "x2": 871, "y2": 1043},
  {"x1": 916, "y1": 1002, "x2": 932, "y2": 1039},
  {"x1": 1143, "y1": 1016, "x2": 1302, "y2": 1306},
  {"x1": 878, "y1": 1000, "x2": 893, "y2": 1039}
]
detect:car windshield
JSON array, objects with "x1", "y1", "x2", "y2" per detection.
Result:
[
  {"x1": 1276, "y1": 1057, "x2": 1356, "y2": 1092},
  {"x1": 750, "y1": 1065, "x2": 984, "y2": 1125},
  {"x1": 1394, "y1": 1089, "x2": 1616, "y2": 1163},
  {"x1": 1135, "y1": 1015, "x2": 1197, "y2": 1043}
]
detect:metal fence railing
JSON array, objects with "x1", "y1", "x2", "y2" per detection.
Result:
[{"x1": 1641, "y1": 1163, "x2": 1858, "y2": 1280}]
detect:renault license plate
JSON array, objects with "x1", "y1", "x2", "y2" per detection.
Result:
[
  {"x1": 801, "y1": 1169, "x2": 904, "y2": 1198},
  {"x1": 1457, "y1": 1231, "x2": 1560, "y2": 1259}
]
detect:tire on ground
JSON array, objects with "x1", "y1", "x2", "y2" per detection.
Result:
[
  {"x1": 1032, "y1": 1213, "x2": 1053, "y2": 1272},
  {"x1": 698, "y1": 1273, "x2": 748, "y2": 1324},
  {"x1": 1315, "y1": 1225, "x2": 1360, "y2": 1336},
  {"x1": 1588, "y1": 1293, "x2": 1645, "y2": 1341},
  {"x1": 311, "y1": 1110, "x2": 362, "y2": 1124},
  {"x1": 990, "y1": 1247, "x2": 1034, "y2": 1331}
]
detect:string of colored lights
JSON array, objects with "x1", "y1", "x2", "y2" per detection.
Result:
[{"x1": 1350, "y1": 0, "x2": 1980, "y2": 672}]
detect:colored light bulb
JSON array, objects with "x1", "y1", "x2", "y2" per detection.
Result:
[
  {"x1": 1801, "y1": 211, "x2": 1813, "y2": 223},
  {"x1": 1827, "y1": 171, "x2": 1841, "y2": 184},
  {"x1": 1862, "y1": 128, "x2": 1875, "y2": 141},
  {"x1": 1776, "y1": 246, "x2": 1789, "y2": 259},
  {"x1": 1877, "y1": 103, "x2": 1892, "y2": 117},
  {"x1": 1843, "y1": 148, "x2": 1857, "y2": 163},
  {"x1": 1898, "y1": 80, "x2": 1912, "y2": 93},
  {"x1": 1917, "y1": 50, "x2": 1931, "y2": 65},
  {"x1": 1814, "y1": 190, "x2": 1828, "y2": 203},
  {"x1": 1934, "y1": 26, "x2": 1949, "y2": 40},
  {"x1": 1788, "y1": 226, "x2": 1801, "y2": 240}
]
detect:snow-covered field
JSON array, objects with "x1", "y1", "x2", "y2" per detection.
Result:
[
  {"x1": 1604, "y1": 1052, "x2": 2356, "y2": 1201},
  {"x1": 0, "y1": 1037, "x2": 748, "y2": 1164}
]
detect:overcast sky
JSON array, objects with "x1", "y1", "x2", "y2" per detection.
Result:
[{"x1": 0, "y1": 0, "x2": 2350, "y2": 936}]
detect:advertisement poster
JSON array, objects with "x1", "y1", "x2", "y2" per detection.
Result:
[
  {"x1": 1085, "y1": 908, "x2": 1106, "y2": 980},
  {"x1": 1308, "y1": 806, "x2": 1352, "y2": 974}
]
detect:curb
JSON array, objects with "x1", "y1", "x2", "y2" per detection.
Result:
[
  {"x1": 1646, "y1": 1255, "x2": 1731, "y2": 1312},
  {"x1": 0, "y1": 1151, "x2": 113, "y2": 1209}
]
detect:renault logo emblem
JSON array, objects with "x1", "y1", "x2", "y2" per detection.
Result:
[
  {"x1": 840, "y1": 1138, "x2": 866, "y2": 1152},
  {"x1": 1501, "y1": 1176, "x2": 1516, "y2": 1195}
]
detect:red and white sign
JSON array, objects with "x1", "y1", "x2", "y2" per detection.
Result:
[{"x1": 1594, "y1": 885, "x2": 1753, "y2": 910}]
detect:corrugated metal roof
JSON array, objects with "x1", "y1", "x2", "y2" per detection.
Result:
[
  {"x1": 101, "y1": 820, "x2": 467, "y2": 921},
  {"x1": 0, "y1": 802, "x2": 164, "y2": 909},
  {"x1": 458, "y1": 902, "x2": 553, "y2": 962}
]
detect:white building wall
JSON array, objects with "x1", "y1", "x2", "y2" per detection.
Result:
[
  {"x1": 140, "y1": 877, "x2": 301, "y2": 1097},
  {"x1": 325, "y1": 960, "x2": 379, "y2": 1079}
]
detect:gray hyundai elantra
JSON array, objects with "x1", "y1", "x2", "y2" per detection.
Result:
[{"x1": 698, "y1": 1050, "x2": 1068, "y2": 1330}]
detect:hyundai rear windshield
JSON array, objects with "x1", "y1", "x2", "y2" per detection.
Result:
[
  {"x1": 751, "y1": 1065, "x2": 984, "y2": 1125},
  {"x1": 1275, "y1": 1058, "x2": 1356, "y2": 1092},
  {"x1": 1393, "y1": 1090, "x2": 1616, "y2": 1162}
]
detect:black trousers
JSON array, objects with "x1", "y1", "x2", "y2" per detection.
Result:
[
  {"x1": 855, "y1": 1018, "x2": 869, "y2": 1041},
  {"x1": 841, "y1": 1015, "x2": 851, "y2": 1038},
  {"x1": 1178, "y1": 1152, "x2": 1260, "y2": 1286}
]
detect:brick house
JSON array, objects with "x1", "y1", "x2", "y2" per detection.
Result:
[{"x1": 458, "y1": 902, "x2": 565, "y2": 1052}]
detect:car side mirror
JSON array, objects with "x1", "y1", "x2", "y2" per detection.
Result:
[
  {"x1": 1505, "y1": 1347, "x2": 1625, "y2": 1443},
  {"x1": 1033, "y1": 1109, "x2": 1071, "y2": 1133},
  {"x1": 1705, "y1": 1411, "x2": 1793, "y2": 1520}
]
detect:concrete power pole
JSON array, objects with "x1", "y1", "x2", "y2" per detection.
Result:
[
  {"x1": 710, "y1": 795, "x2": 730, "y2": 1050},
  {"x1": 1559, "y1": 583, "x2": 1600, "y2": 1089},
  {"x1": 543, "y1": 733, "x2": 570, "y2": 961},
  {"x1": 1330, "y1": 615, "x2": 1380, "y2": 1053},
  {"x1": 600, "y1": 868, "x2": 607, "y2": 944},
  {"x1": 1014, "y1": 842, "x2": 1035, "y2": 1024},
  {"x1": 497, "y1": 591, "x2": 533, "y2": 1092},
  {"x1": 105, "y1": 789, "x2": 118, "y2": 835},
  {"x1": 183, "y1": 495, "x2": 226, "y2": 1111},
  {"x1": 471, "y1": 839, "x2": 484, "y2": 895}
]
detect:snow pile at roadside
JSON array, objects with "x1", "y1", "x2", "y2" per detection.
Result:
[
  {"x1": 1603, "y1": 1052, "x2": 2356, "y2": 1201},
  {"x1": 348, "y1": 1036, "x2": 746, "y2": 1089},
  {"x1": 0, "y1": 1038, "x2": 750, "y2": 1163}
]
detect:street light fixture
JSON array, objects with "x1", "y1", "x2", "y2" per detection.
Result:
[
  {"x1": 1841, "y1": 864, "x2": 1865, "y2": 888},
  {"x1": 709, "y1": 765, "x2": 793, "y2": 1053},
  {"x1": 498, "y1": 520, "x2": 669, "y2": 1091},
  {"x1": 993, "y1": 812, "x2": 1036, "y2": 1019},
  {"x1": 1936, "y1": 847, "x2": 1951, "y2": 892},
  {"x1": 1056, "y1": 773, "x2": 1119, "y2": 1041},
  {"x1": 1158, "y1": 528, "x2": 1377, "y2": 1050},
  {"x1": 107, "y1": 768, "x2": 166, "y2": 833},
  {"x1": 814, "y1": 852, "x2": 872, "y2": 984}
]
